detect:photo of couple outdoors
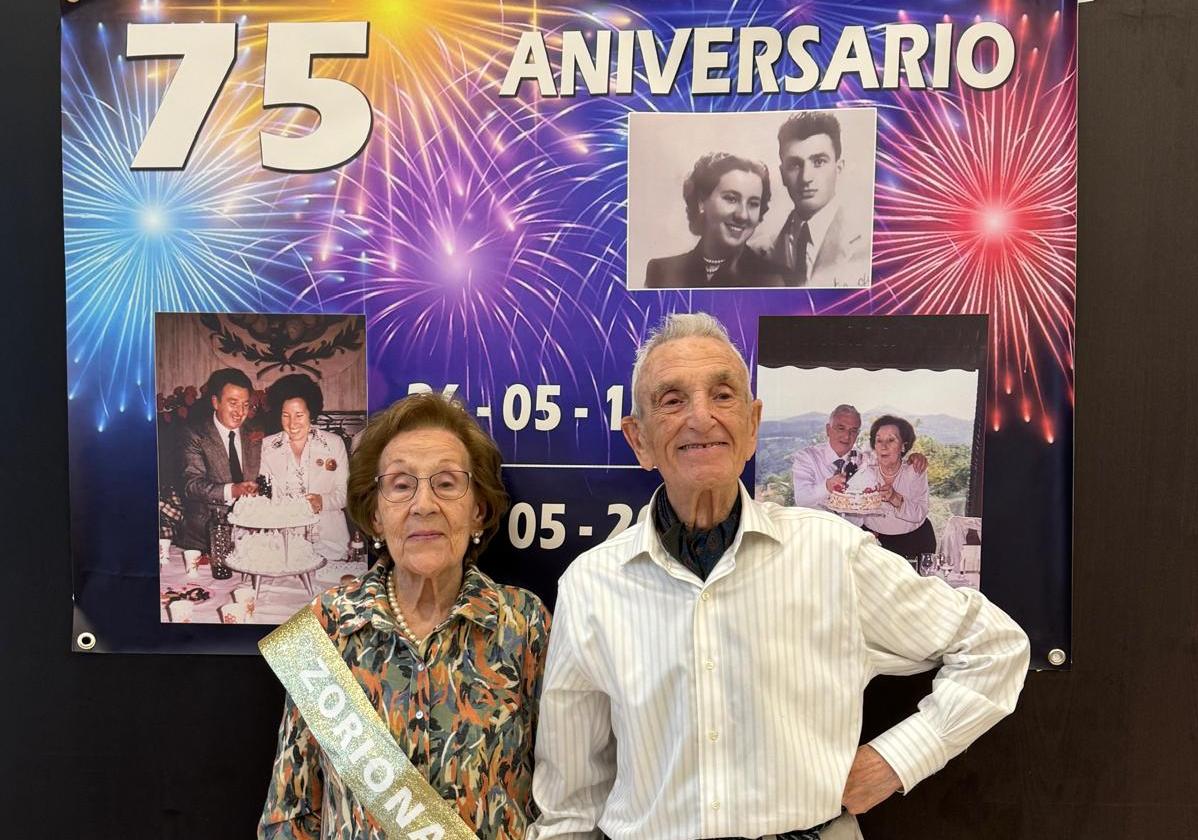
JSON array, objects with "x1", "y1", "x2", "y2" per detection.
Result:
[
  {"x1": 629, "y1": 108, "x2": 876, "y2": 289},
  {"x1": 755, "y1": 364, "x2": 984, "y2": 587}
]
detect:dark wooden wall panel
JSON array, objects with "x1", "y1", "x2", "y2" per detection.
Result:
[
  {"x1": 861, "y1": 1, "x2": 1198, "y2": 835},
  {"x1": 4, "y1": 1, "x2": 1196, "y2": 837}
]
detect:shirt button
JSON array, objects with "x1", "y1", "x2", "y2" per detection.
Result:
[
  {"x1": 704, "y1": 660, "x2": 715, "y2": 671},
  {"x1": 416, "y1": 662, "x2": 425, "y2": 672},
  {"x1": 701, "y1": 591, "x2": 712, "y2": 602},
  {"x1": 708, "y1": 730, "x2": 719, "y2": 741},
  {"x1": 711, "y1": 801, "x2": 720, "y2": 810},
  {"x1": 414, "y1": 710, "x2": 424, "y2": 720}
]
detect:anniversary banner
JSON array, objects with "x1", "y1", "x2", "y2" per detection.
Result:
[{"x1": 62, "y1": 0, "x2": 1076, "y2": 663}]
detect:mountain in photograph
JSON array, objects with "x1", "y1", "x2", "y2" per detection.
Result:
[
  {"x1": 759, "y1": 412, "x2": 827, "y2": 440},
  {"x1": 759, "y1": 409, "x2": 974, "y2": 446}
]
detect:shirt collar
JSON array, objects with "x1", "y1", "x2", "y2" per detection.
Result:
[
  {"x1": 803, "y1": 196, "x2": 840, "y2": 258},
  {"x1": 324, "y1": 562, "x2": 501, "y2": 637},
  {"x1": 625, "y1": 482, "x2": 780, "y2": 568},
  {"x1": 652, "y1": 489, "x2": 742, "y2": 580},
  {"x1": 213, "y1": 414, "x2": 239, "y2": 440}
]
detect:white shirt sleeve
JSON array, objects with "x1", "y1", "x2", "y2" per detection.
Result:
[
  {"x1": 260, "y1": 440, "x2": 276, "y2": 483},
  {"x1": 891, "y1": 466, "x2": 929, "y2": 525},
  {"x1": 321, "y1": 434, "x2": 349, "y2": 512},
  {"x1": 869, "y1": 465, "x2": 930, "y2": 533},
  {"x1": 851, "y1": 533, "x2": 1030, "y2": 793},
  {"x1": 528, "y1": 570, "x2": 616, "y2": 840},
  {"x1": 791, "y1": 447, "x2": 831, "y2": 509}
]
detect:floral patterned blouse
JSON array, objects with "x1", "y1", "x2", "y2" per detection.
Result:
[{"x1": 258, "y1": 563, "x2": 551, "y2": 840}]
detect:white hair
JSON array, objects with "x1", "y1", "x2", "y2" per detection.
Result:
[
  {"x1": 828, "y1": 404, "x2": 861, "y2": 423},
  {"x1": 629, "y1": 312, "x2": 752, "y2": 417}
]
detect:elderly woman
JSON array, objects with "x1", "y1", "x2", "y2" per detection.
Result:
[
  {"x1": 260, "y1": 374, "x2": 350, "y2": 561},
  {"x1": 258, "y1": 393, "x2": 550, "y2": 839},
  {"x1": 644, "y1": 151, "x2": 784, "y2": 288},
  {"x1": 860, "y1": 414, "x2": 937, "y2": 558}
]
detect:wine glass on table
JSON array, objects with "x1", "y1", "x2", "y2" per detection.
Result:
[{"x1": 936, "y1": 554, "x2": 952, "y2": 578}]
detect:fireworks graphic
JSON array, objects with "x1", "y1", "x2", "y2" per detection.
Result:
[
  {"x1": 61, "y1": 18, "x2": 339, "y2": 429},
  {"x1": 168, "y1": 0, "x2": 570, "y2": 260},
  {"x1": 172, "y1": 0, "x2": 573, "y2": 146},
  {"x1": 313, "y1": 101, "x2": 623, "y2": 436},
  {"x1": 839, "y1": 5, "x2": 1076, "y2": 441},
  {"x1": 61, "y1": 0, "x2": 1077, "y2": 443},
  {"x1": 483, "y1": 0, "x2": 913, "y2": 361}
]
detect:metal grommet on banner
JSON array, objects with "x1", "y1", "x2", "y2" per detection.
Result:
[
  {"x1": 1046, "y1": 648, "x2": 1067, "y2": 666},
  {"x1": 76, "y1": 631, "x2": 97, "y2": 651}
]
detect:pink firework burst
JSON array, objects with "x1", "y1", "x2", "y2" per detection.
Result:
[{"x1": 835, "y1": 8, "x2": 1076, "y2": 442}]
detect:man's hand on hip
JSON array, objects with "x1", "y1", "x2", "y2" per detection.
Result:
[{"x1": 840, "y1": 745, "x2": 902, "y2": 815}]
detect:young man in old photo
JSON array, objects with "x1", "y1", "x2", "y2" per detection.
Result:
[
  {"x1": 178, "y1": 367, "x2": 261, "y2": 557},
  {"x1": 769, "y1": 111, "x2": 872, "y2": 288}
]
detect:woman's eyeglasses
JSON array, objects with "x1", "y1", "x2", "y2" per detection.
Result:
[{"x1": 375, "y1": 470, "x2": 472, "y2": 503}]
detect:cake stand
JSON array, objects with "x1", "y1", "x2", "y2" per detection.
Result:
[{"x1": 225, "y1": 505, "x2": 325, "y2": 597}]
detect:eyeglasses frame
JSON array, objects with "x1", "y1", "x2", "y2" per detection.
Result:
[{"x1": 374, "y1": 469, "x2": 473, "y2": 503}]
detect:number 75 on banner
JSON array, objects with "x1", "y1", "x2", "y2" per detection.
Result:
[{"x1": 126, "y1": 22, "x2": 371, "y2": 172}]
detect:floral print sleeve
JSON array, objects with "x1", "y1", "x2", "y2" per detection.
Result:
[
  {"x1": 257, "y1": 565, "x2": 551, "y2": 840},
  {"x1": 258, "y1": 695, "x2": 324, "y2": 840},
  {"x1": 523, "y1": 599, "x2": 551, "y2": 793}
]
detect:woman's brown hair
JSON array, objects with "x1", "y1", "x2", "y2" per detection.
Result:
[{"x1": 346, "y1": 393, "x2": 509, "y2": 565}]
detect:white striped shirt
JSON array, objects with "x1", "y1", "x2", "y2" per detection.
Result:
[{"x1": 528, "y1": 484, "x2": 1029, "y2": 840}]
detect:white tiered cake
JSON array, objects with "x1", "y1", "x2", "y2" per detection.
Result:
[
  {"x1": 825, "y1": 468, "x2": 883, "y2": 514},
  {"x1": 228, "y1": 495, "x2": 318, "y2": 529},
  {"x1": 227, "y1": 529, "x2": 316, "y2": 574}
]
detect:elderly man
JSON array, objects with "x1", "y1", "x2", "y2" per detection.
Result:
[
  {"x1": 529, "y1": 313, "x2": 1028, "y2": 840},
  {"x1": 791, "y1": 405, "x2": 926, "y2": 517}
]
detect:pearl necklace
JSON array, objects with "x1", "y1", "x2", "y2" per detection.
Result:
[
  {"x1": 702, "y1": 255, "x2": 726, "y2": 280},
  {"x1": 878, "y1": 461, "x2": 901, "y2": 481},
  {"x1": 384, "y1": 567, "x2": 422, "y2": 645}
]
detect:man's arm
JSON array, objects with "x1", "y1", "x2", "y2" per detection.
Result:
[
  {"x1": 880, "y1": 469, "x2": 930, "y2": 526},
  {"x1": 180, "y1": 427, "x2": 230, "y2": 504},
  {"x1": 841, "y1": 744, "x2": 902, "y2": 814},
  {"x1": 527, "y1": 572, "x2": 616, "y2": 840},
  {"x1": 851, "y1": 533, "x2": 1030, "y2": 796},
  {"x1": 791, "y1": 448, "x2": 835, "y2": 509}
]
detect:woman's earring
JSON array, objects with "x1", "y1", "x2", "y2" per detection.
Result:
[
  {"x1": 371, "y1": 535, "x2": 384, "y2": 550},
  {"x1": 471, "y1": 531, "x2": 482, "y2": 545}
]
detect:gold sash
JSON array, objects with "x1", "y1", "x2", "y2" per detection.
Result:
[{"x1": 260, "y1": 608, "x2": 480, "y2": 840}]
